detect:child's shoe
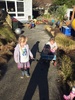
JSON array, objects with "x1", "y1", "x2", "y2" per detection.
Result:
[
  {"x1": 20, "y1": 76, "x2": 24, "y2": 79},
  {"x1": 25, "y1": 71, "x2": 30, "y2": 77},
  {"x1": 25, "y1": 73, "x2": 30, "y2": 77}
]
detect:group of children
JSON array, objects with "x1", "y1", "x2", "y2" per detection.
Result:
[
  {"x1": 14, "y1": 35, "x2": 75, "y2": 100},
  {"x1": 14, "y1": 35, "x2": 57, "y2": 78}
]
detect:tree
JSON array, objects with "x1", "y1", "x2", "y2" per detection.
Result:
[
  {"x1": 33, "y1": 0, "x2": 52, "y2": 8},
  {"x1": 33, "y1": 0, "x2": 42, "y2": 8},
  {"x1": 53, "y1": 0, "x2": 66, "y2": 5},
  {"x1": 55, "y1": 4, "x2": 67, "y2": 21},
  {"x1": 53, "y1": 0, "x2": 75, "y2": 8},
  {"x1": 66, "y1": 1, "x2": 75, "y2": 8}
]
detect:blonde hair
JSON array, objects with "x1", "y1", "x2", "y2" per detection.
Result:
[
  {"x1": 50, "y1": 37, "x2": 55, "y2": 42},
  {"x1": 18, "y1": 35, "x2": 27, "y2": 44}
]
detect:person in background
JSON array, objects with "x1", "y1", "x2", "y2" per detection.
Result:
[{"x1": 14, "y1": 35, "x2": 33, "y2": 78}]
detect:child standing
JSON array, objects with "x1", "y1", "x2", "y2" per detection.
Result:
[{"x1": 14, "y1": 35, "x2": 33, "y2": 78}]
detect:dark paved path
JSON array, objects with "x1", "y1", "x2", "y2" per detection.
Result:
[{"x1": 0, "y1": 24, "x2": 62, "y2": 100}]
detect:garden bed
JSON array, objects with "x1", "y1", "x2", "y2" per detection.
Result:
[
  {"x1": 0, "y1": 24, "x2": 17, "y2": 78},
  {"x1": 45, "y1": 24, "x2": 75, "y2": 95}
]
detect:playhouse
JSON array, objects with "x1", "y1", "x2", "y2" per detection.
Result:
[{"x1": 0, "y1": 0, "x2": 32, "y2": 23}]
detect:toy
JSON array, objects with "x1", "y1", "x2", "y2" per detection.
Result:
[{"x1": 15, "y1": 28, "x2": 21, "y2": 34}]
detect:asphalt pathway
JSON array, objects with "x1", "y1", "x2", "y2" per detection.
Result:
[{"x1": 0, "y1": 24, "x2": 62, "y2": 100}]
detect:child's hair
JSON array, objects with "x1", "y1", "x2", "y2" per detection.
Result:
[
  {"x1": 50, "y1": 37, "x2": 55, "y2": 42},
  {"x1": 18, "y1": 35, "x2": 27, "y2": 43}
]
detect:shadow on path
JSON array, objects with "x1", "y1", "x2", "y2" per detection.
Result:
[
  {"x1": 31, "y1": 41, "x2": 40, "y2": 58},
  {"x1": 23, "y1": 58, "x2": 50, "y2": 100},
  {"x1": 30, "y1": 41, "x2": 40, "y2": 65},
  {"x1": 0, "y1": 64, "x2": 7, "y2": 80}
]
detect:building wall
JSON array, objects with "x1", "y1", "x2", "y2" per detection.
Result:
[
  {"x1": 0, "y1": 0, "x2": 32, "y2": 22},
  {"x1": 25, "y1": 0, "x2": 32, "y2": 19},
  {"x1": 66, "y1": 8, "x2": 73, "y2": 20}
]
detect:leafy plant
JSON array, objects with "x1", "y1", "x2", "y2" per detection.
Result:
[
  {"x1": 55, "y1": 4, "x2": 67, "y2": 21},
  {"x1": 53, "y1": 0, "x2": 75, "y2": 8},
  {"x1": 48, "y1": 5, "x2": 58, "y2": 14}
]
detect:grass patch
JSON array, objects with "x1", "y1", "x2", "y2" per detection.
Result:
[
  {"x1": 55, "y1": 33, "x2": 75, "y2": 52},
  {"x1": 60, "y1": 55, "x2": 73, "y2": 81}
]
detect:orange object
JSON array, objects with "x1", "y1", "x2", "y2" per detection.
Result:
[{"x1": 65, "y1": 20, "x2": 71, "y2": 26}]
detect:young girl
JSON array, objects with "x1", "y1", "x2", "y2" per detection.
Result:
[
  {"x1": 46, "y1": 37, "x2": 57, "y2": 66},
  {"x1": 14, "y1": 35, "x2": 33, "y2": 78}
]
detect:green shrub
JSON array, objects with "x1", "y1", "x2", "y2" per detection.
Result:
[
  {"x1": 43, "y1": 14, "x2": 50, "y2": 19},
  {"x1": 55, "y1": 4, "x2": 67, "y2": 21},
  {"x1": 0, "y1": 26, "x2": 16, "y2": 42}
]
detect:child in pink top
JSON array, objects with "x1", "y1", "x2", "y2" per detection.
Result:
[
  {"x1": 14, "y1": 35, "x2": 33, "y2": 78},
  {"x1": 63, "y1": 87, "x2": 75, "y2": 100}
]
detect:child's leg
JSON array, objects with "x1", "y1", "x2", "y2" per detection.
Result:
[
  {"x1": 52, "y1": 54, "x2": 56, "y2": 61},
  {"x1": 52, "y1": 55, "x2": 57, "y2": 66},
  {"x1": 24, "y1": 69, "x2": 30, "y2": 77},
  {"x1": 21, "y1": 68, "x2": 25, "y2": 76},
  {"x1": 24, "y1": 62, "x2": 30, "y2": 77}
]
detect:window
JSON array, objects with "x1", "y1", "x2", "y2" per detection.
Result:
[
  {"x1": 0, "y1": 1, "x2": 6, "y2": 11},
  {"x1": 9, "y1": 14, "x2": 16, "y2": 17},
  {"x1": 18, "y1": 14, "x2": 24, "y2": 16},
  {"x1": 17, "y1": 2, "x2": 24, "y2": 12},
  {"x1": 7, "y1": 1, "x2": 15, "y2": 12}
]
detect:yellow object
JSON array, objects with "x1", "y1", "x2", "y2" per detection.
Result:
[
  {"x1": 71, "y1": 19, "x2": 75, "y2": 30},
  {"x1": 33, "y1": 19, "x2": 37, "y2": 24}
]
